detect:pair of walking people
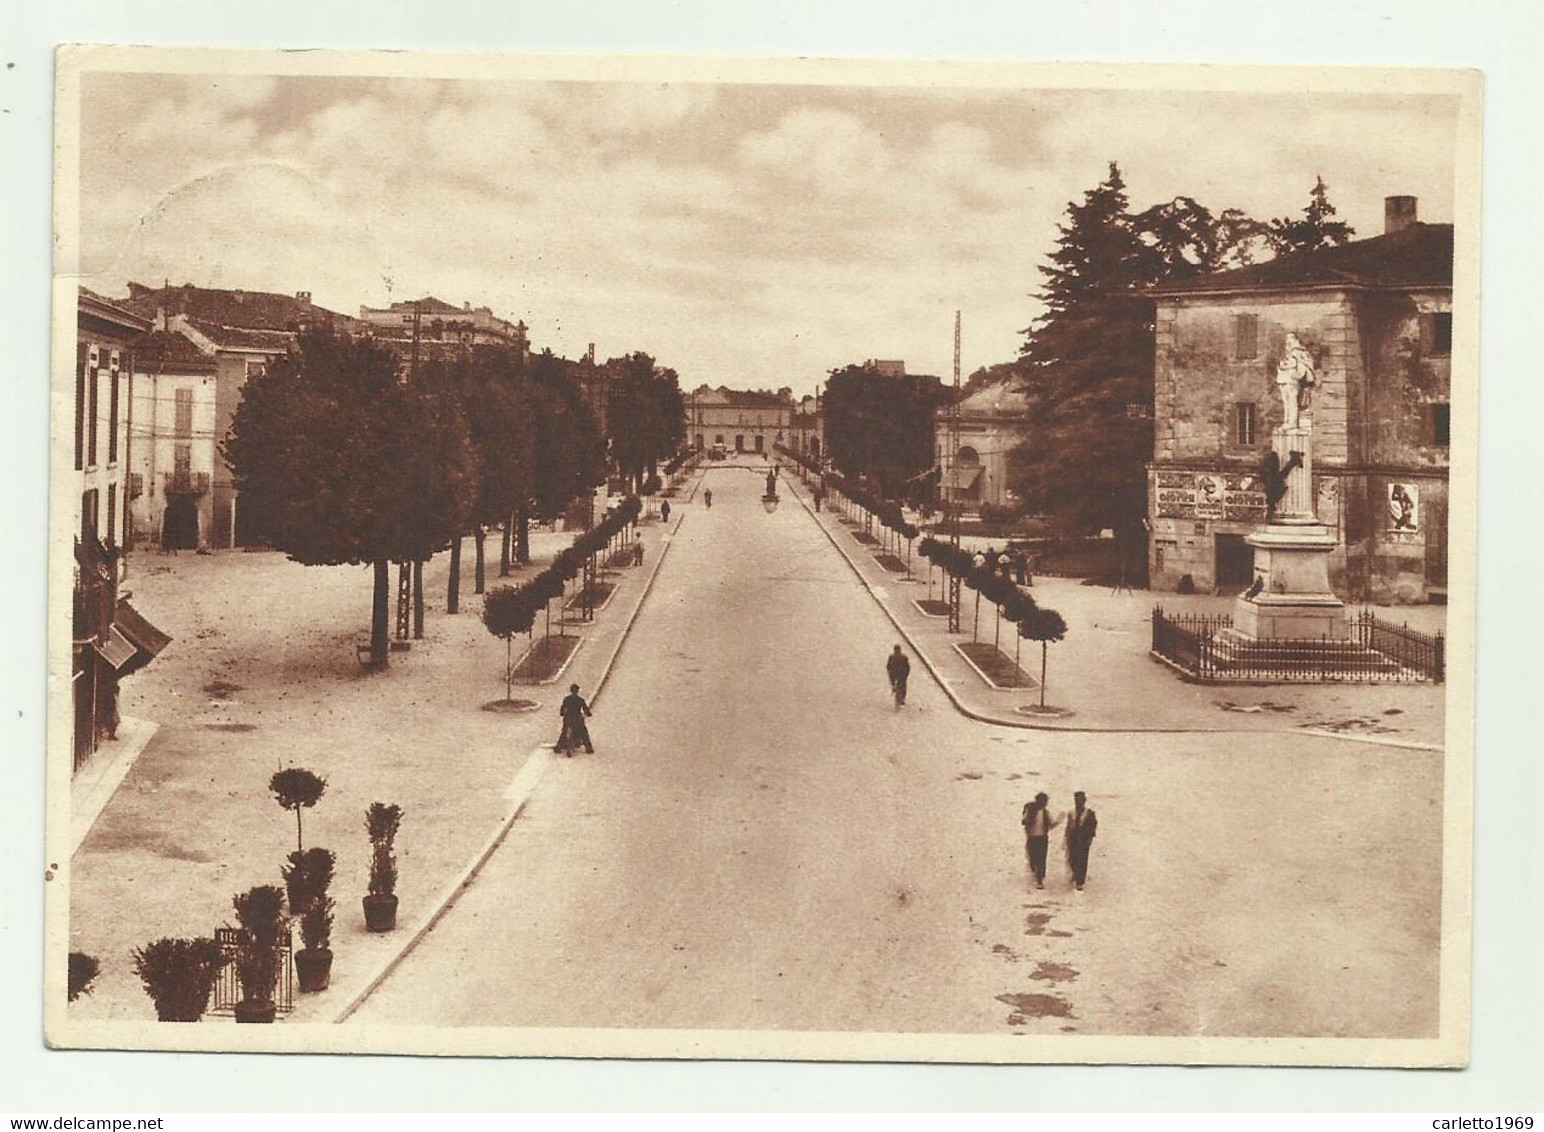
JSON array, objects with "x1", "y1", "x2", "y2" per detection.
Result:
[{"x1": 1021, "y1": 791, "x2": 1098, "y2": 890}]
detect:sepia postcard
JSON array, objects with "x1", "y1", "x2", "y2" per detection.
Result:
[{"x1": 46, "y1": 46, "x2": 1481, "y2": 1066}]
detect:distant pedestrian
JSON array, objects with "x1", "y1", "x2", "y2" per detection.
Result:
[
  {"x1": 1021, "y1": 792, "x2": 1060, "y2": 889},
  {"x1": 885, "y1": 644, "x2": 911, "y2": 707},
  {"x1": 660, "y1": 500, "x2": 671, "y2": 523},
  {"x1": 704, "y1": 488, "x2": 713, "y2": 509},
  {"x1": 556, "y1": 683, "x2": 594, "y2": 755},
  {"x1": 633, "y1": 531, "x2": 644, "y2": 566},
  {"x1": 1063, "y1": 791, "x2": 1098, "y2": 890},
  {"x1": 1014, "y1": 552, "x2": 1028, "y2": 586},
  {"x1": 814, "y1": 487, "x2": 824, "y2": 512}
]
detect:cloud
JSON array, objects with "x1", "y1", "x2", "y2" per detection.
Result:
[{"x1": 75, "y1": 74, "x2": 1459, "y2": 394}]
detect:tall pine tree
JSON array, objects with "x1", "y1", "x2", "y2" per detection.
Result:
[
  {"x1": 1012, "y1": 163, "x2": 1155, "y2": 544},
  {"x1": 1267, "y1": 175, "x2": 1355, "y2": 255}
]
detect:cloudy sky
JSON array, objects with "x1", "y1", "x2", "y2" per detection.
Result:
[{"x1": 76, "y1": 70, "x2": 1459, "y2": 395}]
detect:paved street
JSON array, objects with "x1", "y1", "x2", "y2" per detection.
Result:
[{"x1": 353, "y1": 463, "x2": 1443, "y2": 1037}]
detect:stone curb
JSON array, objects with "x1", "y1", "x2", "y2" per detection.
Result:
[
  {"x1": 331, "y1": 506, "x2": 689, "y2": 1023},
  {"x1": 778, "y1": 463, "x2": 1441, "y2": 752}
]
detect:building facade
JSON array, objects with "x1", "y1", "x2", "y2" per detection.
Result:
[
  {"x1": 72, "y1": 290, "x2": 168, "y2": 772},
  {"x1": 128, "y1": 330, "x2": 220, "y2": 550},
  {"x1": 687, "y1": 386, "x2": 794, "y2": 454},
  {"x1": 934, "y1": 381, "x2": 1029, "y2": 513},
  {"x1": 358, "y1": 296, "x2": 529, "y2": 352},
  {"x1": 1147, "y1": 197, "x2": 1452, "y2": 603}
]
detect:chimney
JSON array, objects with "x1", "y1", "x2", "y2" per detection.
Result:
[
  {"x1": 463, "y1": 301, "x2": 472, "y2": 312},
  {"x1": 1385, "y1": 195, "x2": 1418, "y2": 235},
  {"x1": 296, "y1": 291, "x2": 312, "y2": 305}
]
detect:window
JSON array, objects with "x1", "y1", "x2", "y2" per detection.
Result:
[
  {"x1": 106, "y1": 487, "x2": 117, "y2": 550},
  {"x1": 80, "y1": 489, "x2": 98, "y2": 543},
  {"x1": 174, "y1": 388, "x2": 194, "y2": 438},
  {"x1": 75, "y1": 342, "x2": 87, "y2": 471},
  {"x1": 108, "y1": 352, "x2": 121, "y2": 465},
  {"x1": 754, "y1": 435, "x2": 765, "y2": 453},
  {"x1": 1427, "y1": 403, "x2": 1451, "y2": 448},
  {"x1": 1234, "y1": 314, "x2": 1259, "y2": 361},
  {"x1": 1420, "y1": 312, "x2": 1452, "y2": 357},
  {"x1": 1234, "y1": 402, "x2": 1258, "y2": 446},
  {"x1": 174, "y1": 443, "x2": 193, "y2": 481},
  {"x1": 87, "y1": 348, "x2": 99, "y2": 467},
  {"x1": 956, "y1": 446, "x2": 981, "y2": 467}
]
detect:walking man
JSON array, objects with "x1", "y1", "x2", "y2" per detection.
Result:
[
  {"x1": 556, "y1": 683, "x2": 595, "y2": 755},
  {"x1": 660, "y1": 500, "x2": 671, "y2": 524},
  {"x1": 703, "y1": 488, "x2": 713, "y2": 509},
  {"x1": 1063, "y1": 791, "x2": 1099, "y2": 890},
  {"x1": 1021, "y1": 792, "x2": 1060, "y2": 888},
  {"x1": 633, "y1": 530, "x2": 645, "y2": 566},
  {"x1": 885, "y1": 644, "x2": 911, "y2": 707}
]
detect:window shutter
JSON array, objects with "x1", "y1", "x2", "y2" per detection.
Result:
[{"x1": 1419, "y1": 313, "x2": 1434, "y2": 356}]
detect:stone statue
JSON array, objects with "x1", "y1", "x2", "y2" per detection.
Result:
[{"x1": 1274, "y1": 333, "x2": 1317, "y2": 431}]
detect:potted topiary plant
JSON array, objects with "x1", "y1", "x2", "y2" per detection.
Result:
[
  {"x1": 283, "y1": 847, "x2": 336, "y2": 992},
  {"x1": 131, "y1": 937, "x2": 226, "y2": 1022},
  {"x1": 231, "y1": 885, "x2": 289, "y2": 1023},
  {"x1": 363, "y1": 802, "x2": 404, "y2": 933},
  {"x1": 67, "y1": 951, "x2": 101, "y2": 1003},
  {"x1": 270, "y1": 767, "x2": 327, "y2": 853}
]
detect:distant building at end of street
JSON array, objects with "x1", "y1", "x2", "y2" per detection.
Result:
[
  {"x1": 1147, "y1": 195, "x2": 1452, "y2": 604},
  {"x1": 688, "y1": 385, "x2": 794, "y2": 455}
]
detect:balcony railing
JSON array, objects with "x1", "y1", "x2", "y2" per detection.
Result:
[{"x1": 162, "y1": 471, "x2": 211, "y2": 496}]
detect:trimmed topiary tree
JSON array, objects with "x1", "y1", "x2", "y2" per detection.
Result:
[
  {"x1": 1021, "y1": 607, "x2": 1070, "y2": 709},
  {"x1": 483, "y1": 586, "x2": 539, "y2": 700},
  {"x1": 270, "y1": 767, "x2": 327, "y2": 853}
]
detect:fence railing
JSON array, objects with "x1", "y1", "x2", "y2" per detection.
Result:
[
  {"x1": 1350, "y1": 610, "x2": 1446, "y2": 683},
  {"x1": 1151, "y1": 606, "x2": 1444, "y2": 683},
  {"x1": 208, "y1": 926, "x2": 295, "y2": 1016}
]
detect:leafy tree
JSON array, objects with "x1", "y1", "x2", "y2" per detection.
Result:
[
  {"x1": 223, "y1": 329, "x2": 476, "y2": 666},
  {"x1": 1133, "y1": 196, "x2": 1269, "y2": 277},
  {"x1": 527, "y1": 350, "x2": 606, "y2": 528},
  {"x1": 606, "y1": 352, "x2": 685, "y2": 495},
  {"x1": 1267, "y1": 175, "x2": 1355, "y2": 256},
  {"x1": 823, "y1": 363, "x2": 949, "y2": 497},
  {"x1": 483, "y1": 585, "x2": 539, "y2": 701},
  {"x1": 963, "y1": 360, "x2": 1023, "y2": 396},
  {"x1": 1012, "y1": 163, "x2": 1156, "y2": 546}
]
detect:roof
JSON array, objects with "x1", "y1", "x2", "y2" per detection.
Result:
[
  {"x1": 690, "y1": 386, "x2": 791, "y2": 408},
  {"x1": 78, "y1": 287, "x2": 152, "y2": 335},
  {"x1": 948, "y1": 381, "x2": 1030, "y2": 418},
  {"x1": 1149, "y1": 222, "x2": 1454, "y2": 297},
  {"x1": 121, "y1": 282, "x2": 355, "y2": 331},
  {"x1": 184, "y1": 318, "x2": 295, "y2": 353},
  {"x1": 133, "y1": 330, "x2": 218, "y2": 373},
  {"x1": 386, "y1": 296, "x2": 467, "y2": 316}
]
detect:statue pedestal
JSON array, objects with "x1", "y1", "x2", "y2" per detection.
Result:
[{"x1": 1234, "y1": 425, "x2": 1347, "y2": 640}]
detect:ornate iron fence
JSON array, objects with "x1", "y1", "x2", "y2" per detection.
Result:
[
  {"x1": 1151, "y1": 606, "x2": 1444, "y2": 683},
  {"x1": 1351, "y1": 610, "x2": 1446, "y2": 683},
  {"x1": 208, "y1": 926, "x2": 295, "y2": 1016}
]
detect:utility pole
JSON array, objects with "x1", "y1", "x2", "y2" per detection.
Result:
[
  {"x1": 947, "y1": 310, "x2": 963, "y2": 634},
  {"x1": 398, "y1": 301, "x2": 423, "y2": 643}
]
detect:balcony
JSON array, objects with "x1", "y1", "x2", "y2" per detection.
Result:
[{"x1": 162, "y1": 471, "x2": 211, "y2": 496}]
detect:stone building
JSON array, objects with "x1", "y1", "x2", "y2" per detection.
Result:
[
  {"x1": 127, "y1": 330, "x2": 220, "y2": 551},
  {"x1": 933, "y1": 380, "x2": 1029, "y2": 514},
  {"x1": 120, "y1": 283, "x2": 354, "y2": 547},
  {"x1": 357, "y1": 295, "x2": 529, "y2": 357},
  {"x1": 1146, "y1": 196, "x2": 1452, "y2": 603},
  {"x1": 687, "y1": 386, "x2": 795, "y2": 454}
]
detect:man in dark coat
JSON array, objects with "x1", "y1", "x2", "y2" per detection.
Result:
[
  {"x1": 885, "y1": 644, "x2": 911, "y2": 705},
  {"x1": 1063, "y1": 791, "x2": 1099, "y2": 890},
  {"x1": 660, "y1": 500, "x2": 671, "y2": 523},
  {"x1": 557, "y1": 683, "x2": 594, "y2": 755}
]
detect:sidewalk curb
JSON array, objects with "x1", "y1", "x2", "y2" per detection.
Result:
[
  {"x1": 70, "y1": 717, "x2": 159, "y2": 857},
  {"x1": 331, "y1": 508, "x2": 689, "y2": 1023},
  {"x1": 778, "y1": 463, "x2": 1441, "y2": 752}
]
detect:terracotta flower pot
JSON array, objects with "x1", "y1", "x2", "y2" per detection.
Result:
[
  {"x1": 295, "y1": 948, "x2": 332, "y2": 993},
  {"x1": 233, "y1": 998, "x2": 276, "y2": 1024},
  {"x1": 363, "y1": 893, "x2": 398, "y2": 933}
]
